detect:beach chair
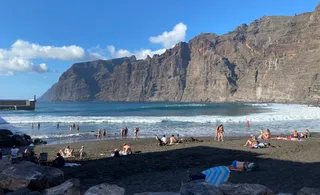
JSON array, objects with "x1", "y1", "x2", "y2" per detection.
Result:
[{"x1": 39, "y1": 152, "x2": 48, "y2": 166}]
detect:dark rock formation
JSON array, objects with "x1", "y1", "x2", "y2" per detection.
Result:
[
  {"x1": 41, "y1": 5, "x2": 320, "y2": 103},
  {"x1": 0, "y1": 129, "x2": 32, "y2": 147},
  {"x1": 0, "y1": 161, "x2": 64, "y2": 191},
  {"x1": 84, "y1": 183, "x2": 125, "y2": 195}
]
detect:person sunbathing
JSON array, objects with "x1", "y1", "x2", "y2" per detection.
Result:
[
  {"x1": 244, "y1": 135, "x2": 257, "y2": 146},
  {"x1": 59, "y1": 146, "x2": 73, "y2": 157},
  {"x1": 169, "y1": 134, "x2": 177, "y2": 145},
  {"x1": 258, "y1": 129, "x2": 271, "y2": 139},
  {"x1": 121, "y1": 143, "x2": 132, "y2": 155},
  {"x1": 156, "y1": 135, "x2": 166, "y2": 146},
  {"x1": 300, "y1": 129, "x2": 310, "y2": 138},
  {"x1": 291, "y1": 130, "x2": 299, "y2": 138}
]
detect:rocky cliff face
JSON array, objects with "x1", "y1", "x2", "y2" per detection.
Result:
[{"x1": 41, "y1": 5, "x2": 320, "y2": 103}]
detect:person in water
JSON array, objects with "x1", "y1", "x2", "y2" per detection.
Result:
[
  {"x1": 31, "y1": 123, "x2": 34, "y2": 129},
  {"x1": 76, "y1": 125, "x2": 80, "y2": 132},
  {"x1": 124, "y1": 127, "x2": 128, "y2": 137},
  {"x1": 97, "y1": 129, "x2": 101, "y2": 139},
  {"x1": 103, "y1": 129, "x2": 106, "y2": 137},
  {"x1": 38, "y1": 123, "x2": 40, "y2": 129},
  {"x1": 56, "y1": 123, "x2": 60, "y2": 128},
  {"x1": 121, "y1": 128, "x2": 125, "y2": 137},
  {"x1": 134, "y1": 126, "x2": 139, "y2": 139}
]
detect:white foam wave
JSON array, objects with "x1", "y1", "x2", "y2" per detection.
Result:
[
  {"x1": 31, "y1": 132, "x2": 95, "y2": 139},
  {"x1": 2, "y1": 104, "x2": 320, "y2": 124},
  {"x1": 244, "y1": 103, "x2": 270, "y2": 107}
]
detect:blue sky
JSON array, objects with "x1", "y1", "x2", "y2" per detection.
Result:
[{"x1": 0, "y1": 0, "x2": 319, "y2": 99}]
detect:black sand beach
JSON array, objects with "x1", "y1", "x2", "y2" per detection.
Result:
[{"x1": 29, "y1": 135, "x2": 320, "y2": 194}]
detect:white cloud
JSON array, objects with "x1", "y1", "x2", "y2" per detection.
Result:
[
  {"x1": 0, "y1": 40, "x2": 85, "y2": 75},
  {"x1": 10, "y1": 40, "x2": 85, "y2": 60},
  {"x1": 149, "y1": 22, "x2": 187, "y2": 48},
  {"x1": 105, "y1": 46, "x2": 166, "y2": 60},
  {"x1": 90, "y1": 22, "x2": 187, "y2": 60}
]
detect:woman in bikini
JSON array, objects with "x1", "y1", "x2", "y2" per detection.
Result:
[{"x1": 244, "y1": 135, "x2": 257, "y2": 146}]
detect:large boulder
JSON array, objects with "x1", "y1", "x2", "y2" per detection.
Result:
[
  {"x1": 134, "y1": 193, "x2": 181, "y2": 195},
  {"x1": 179, "y1": 180, "x2": 223, "y2": 195},
  {"x1": 0, "y1": 161, "x2": 64, "y2": 191},
  {"x1": 0, "y1": 129, "x2": 14, "y2": 146},
  {"x1": 11, "y1": 135, "x2": 32, "y2": 146},
  {"x1": 42, "y1": 178, "x2": 80, "y2": 195},
  {"x1": 84, "y1": 183, "x2": 125, "y2": 195},
  {"x1": 33, "y1": 138, "x2": 47, "y2": 145},
  {"x1": 0, "y1": 129, "x2": 32, "y2": 147},
  {"x1": 297, "y1": 187, "x2": 320, "y2": 195},
  {"x1": 218, "y1": 183, "x2": 274, "y2": 195}
]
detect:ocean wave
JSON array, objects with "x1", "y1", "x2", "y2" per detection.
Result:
[{"x1": 2, "y1": 104, "x2": 320, "y2": 125}]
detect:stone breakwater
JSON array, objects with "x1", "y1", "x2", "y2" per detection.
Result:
[{"x1": 0, "y1": 161, "x2": 319, "y2": 195}]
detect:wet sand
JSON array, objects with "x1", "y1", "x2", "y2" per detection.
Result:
[{"x1": 32, "y1": 135, "x2": 320, "y2": 194}]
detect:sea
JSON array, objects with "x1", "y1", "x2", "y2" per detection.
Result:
[{"x1": 0, "y1": 102, "x2": 319, "y2": 145}]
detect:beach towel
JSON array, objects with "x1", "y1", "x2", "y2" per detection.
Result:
[
  {"x1": 201, "y1": 166, "x2": 230, "y2": 186},
  {"x1": 64, "y1": 163, "x2": 81, "y2": 167}
]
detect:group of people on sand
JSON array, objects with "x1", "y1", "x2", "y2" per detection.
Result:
[
  {"x1": 244, "y1": 128, "x2": 312, "y2": 148},
  {"x1": 155, "y1": 134, "x2": 182, "y2": 146}
]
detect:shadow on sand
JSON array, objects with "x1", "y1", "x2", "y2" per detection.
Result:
[{"x1": 57, "y1": 145, "x2": 320, "y2": 194}]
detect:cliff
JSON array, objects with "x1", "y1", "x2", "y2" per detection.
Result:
[{"x1": 41, "y1": 5, "x2": 320, "y2": 103}]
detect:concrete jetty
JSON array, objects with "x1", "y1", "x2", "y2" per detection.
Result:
[{"x1": 0, "y1": 96, "x2": 36, "y2": 111}]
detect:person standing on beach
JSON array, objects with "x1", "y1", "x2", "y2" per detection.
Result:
[
  {"x1": 217, "y1": 124, "x2": 224, "y2": 142},
  {"x1": 103, "y1": 129, "x2": 106, "y2": 137},
  {"x1": 97, "y1": 129, "x2": 101, "y2": 139},
  {"x1": 124, "y1": 127, "x2": 128, "y2": 137},
  {"x1": 121, "y1": 128, "x2": 125, "y2": 137},
  {"x1": 134, "y1": 126, "x2": 139, "y2": 139}
]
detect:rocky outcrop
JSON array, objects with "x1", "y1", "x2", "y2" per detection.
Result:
[
  {"x1": 0, "y1": 129, "x2": 32, "y2": 147},
  {"x1": 218, "y1": 183, "x2": 274, "y2": 195},
  {"x1": 40, "y1": 4, "x2": 320, "y2": 103},
  {"x1": 84, "y1": 183, "x2": 125, "y2": 195},
  {"x1": 42, "y1": 179, "x2": 80, "y2": 195},
  {"x1": 180, "y1": 180, "x2": 223, "y2": 195},
  {"x1": 297, "y1": 187, "x2": 320, "y2": 195},
  {"x1": 0, "y1": 161, "x2": 64, "y2": 191}
]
